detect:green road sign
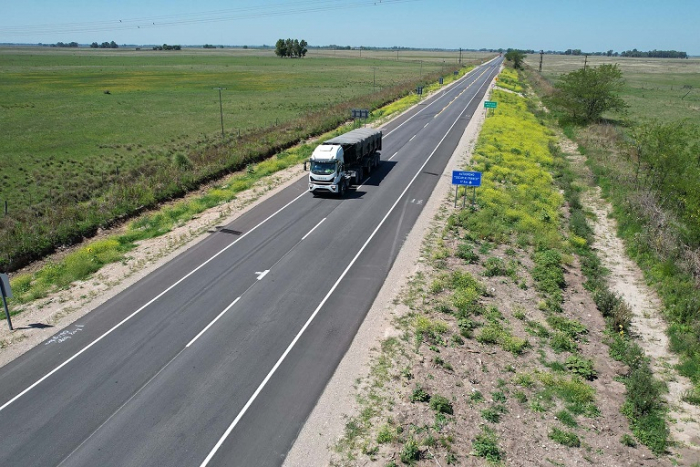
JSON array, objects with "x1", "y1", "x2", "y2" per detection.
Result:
[{"x1": 484, "y1": 101, "x2": 498, "y2": 109}]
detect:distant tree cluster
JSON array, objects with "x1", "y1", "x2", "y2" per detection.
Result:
[
  {"x1": 153, "y1": 44, "x2": 181, "y2": 51},
  {"x1": 202, "y1": 44, "x2": 224, "y2": 49},
  {"x1": 620, "y1": 49, "x2": 688, "y2": 59},
  {"x1": 52, "y1": 42, "x2": 79, "y2": 48},
  {"x1": 274, "y1": 39, "x2": 308, "y2": 58},
  {"x1": 90, "y1": 41, "x2": 119, "y2": 49}
]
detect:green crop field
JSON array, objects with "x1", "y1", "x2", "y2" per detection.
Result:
[
  {"x1": 524, "y1": 54, "x2": 700, "y2": 122},
  {"x1": 0, "y1": 46, "x2": 493, "y2": 270}
]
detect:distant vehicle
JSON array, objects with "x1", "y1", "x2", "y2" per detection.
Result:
[{"x1": 308, "y1": 128, "x2": 382, "y2": 197}]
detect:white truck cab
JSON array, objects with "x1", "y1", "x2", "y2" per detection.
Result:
[
  {"x1": 308, "y1": 145, "x2": 346, "y2": 195},
  {"x1": 308, "y1": 128, "x2": 382, "y2": 197}
]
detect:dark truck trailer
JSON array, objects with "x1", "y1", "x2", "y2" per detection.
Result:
[{"x1": 308, "y1": 128, "x2": 382, "y2": 196}]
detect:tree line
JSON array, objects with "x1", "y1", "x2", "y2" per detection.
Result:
[
  {"x1": 90, "y1": 41, "x2": 119, "y2": 49},
  {"x1": 275, "y1": 38, "x2": 308, "y2": 58},
  {"x1": 51, "y1": 42, "x2": 79, "y2": 48},
  {"x1": 620, "y1": 49, "x2": 688, "y2": 59},
  {"x1": 152, "y1": 44, "x2": 181, "y2": 51}
]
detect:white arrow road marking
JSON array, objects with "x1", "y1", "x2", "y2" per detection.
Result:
[{"x1": 256, "y1": 270, "x2": 270, "y2": 281}]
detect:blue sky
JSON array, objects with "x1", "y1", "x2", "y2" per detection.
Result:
[{"x1": 1, "y1": 0, "x2": 698, "y2": 54}]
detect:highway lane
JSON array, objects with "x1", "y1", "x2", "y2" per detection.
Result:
[{"x1": 0, "y1": 57, "x2": 502, "y2": 466}]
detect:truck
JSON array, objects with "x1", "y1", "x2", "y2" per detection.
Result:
[{"x1": 308, "y1": 128, "x2": 382, "y2": 196}]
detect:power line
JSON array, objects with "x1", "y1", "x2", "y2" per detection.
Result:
[{"x1": 0, "y1": 0, "x2": 424, "y2": 37}]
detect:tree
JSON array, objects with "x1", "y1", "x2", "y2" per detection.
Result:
[
  {"x1": 553, "y1": 64, "x2": 628, "y2": 123},
  {"x1": 275, "y1": 38, "x2": 287, "y2": 57},
  {"x1": 275, "y1": 38, "x2": 308, "y2": 58},
  {"x1": 504, "y1": 49, "x2": 525, "y2": 69}
]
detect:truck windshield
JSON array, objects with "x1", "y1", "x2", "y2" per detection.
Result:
[{"x1": 311, "y1": 161, "x2": 337, "y2": 175}]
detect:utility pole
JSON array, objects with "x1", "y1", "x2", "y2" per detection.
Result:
[
  {"x1": 584, "y1": 54, "x2": 588, "y2": 70},
  {"x1": 214, "y1": 87, "x2": 226, "y2": 138},
  {"x1": 420, "y1": 60, "x2": 423, "y2": 80},
  {"x1": 0, "y1": 273, "x2": 12, "y2": 331},
  {"x1": 373, "y1": 67, "x2": 376, "y2": 93},
  {"x1": 459, "y1": 48, "x2": 462, "y2": 65},
  {"x1": 539, "y1": 50, "x2": 544, "y2": 72}
]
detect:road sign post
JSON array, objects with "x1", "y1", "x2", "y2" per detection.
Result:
[
  {"x1": 452, "y1": 171, "x2": 482, "y2": 208},
  {"x1": 0, "y1": 273, "x2": 13, "y2": 330},
  {"x1": 351, "y1": 109, "x2": 369, "y2": 127},
  {"x1": 484, "y1": 100, "x2": 497, "y2": 115}
]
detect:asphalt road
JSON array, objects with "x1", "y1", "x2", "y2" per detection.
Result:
[{"x1": 0, "y1": 56, "x2": 503, "y2": 466}]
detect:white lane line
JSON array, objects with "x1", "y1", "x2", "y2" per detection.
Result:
[
  {"x1": 0, "y1": 190, "x2": 308, "y2": 414},
  {"x1": 198, "y1": 69, "x2": 495, "y2": 467},
  {"x1": 424, "y1": 123, "x2": 430, "y2": 128},
  {"x1": 302, "y1": 218, "x2": 326, "y2": 241},
  {"x1": 389, "y1": 151, "x2": 399, "y2": 161},
  {"x1": 409, "y1": 135, "x2": 416, "y2": 142},
  {"x1": 186, "y1": 297, "x2": 241, "y2": 348}
]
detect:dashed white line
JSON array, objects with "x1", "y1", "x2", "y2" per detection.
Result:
[
  {"x1": 302, "y1": 218, "x2": 326, "y2": 241},
  {"x1": 186, "y1": 297, "x2": 241, "y2": 348}
]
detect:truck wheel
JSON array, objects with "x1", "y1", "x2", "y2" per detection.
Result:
[
  {"x1": 338, "y1": 181, "x2": 346, "y2": 197},
  {"x1": 355, "y1": 167, "x2": 363, "y2": 185}
]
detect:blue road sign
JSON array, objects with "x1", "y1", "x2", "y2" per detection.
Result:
[{"x1": 452, "y1": 170, "x2": 482, "y2": 187}]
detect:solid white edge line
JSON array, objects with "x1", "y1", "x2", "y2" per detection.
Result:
[
  {"x1": 198, "y1": 67, "x2": 497, "y2": 467},
  {"x1": 0, "y1": 190, "x2": 308, "y2": 413},
  {"x1": 301, "y1": 218, "x2": 326, "y2": 241},
  {"x1": 186, "y1": 297, "x2": 241, "y2": 349}
]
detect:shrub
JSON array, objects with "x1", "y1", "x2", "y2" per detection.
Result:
[
  {"x1": 429, "y1": 395, "x2": 454, "y2": 415},
  {"x1": 483, "y1": 256, "x2": 508, "y2": 277},
  {"x1": 410, "y1": 386, "x2": 431, "y2": 403},
  {"x1": 550, "y1": 331, "x2": 578, "y2": 354},
  {"x1": 546, "y1": 316, "x2": 588, "y2": 339},
  {"x1": 471, "y1": 427, "x2": 504, "y2": 463},
  {"x1": 555, "y1": 409, "x2": 578, "y2": 428},
  {"x1": 621, "y1": 433, "x2": 637, "y2": 447},
  {"x1": 400, "y1": 438, "x2": 420, "y2": 464},
  {"x1": 456, "y1": 243, "x2": 479, "y2": 263},
  {"x1": 377, "y1": 424, "x2": 395, "y2": 444},
  {"x1": 548, "y1": 427, "x2": 581, "y2": 447},
  {"x1": 565, "y1": 355, "x2": 597, "y2": 380}
]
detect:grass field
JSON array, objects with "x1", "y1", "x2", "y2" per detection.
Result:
[
  {"x1": 524, "y1": 54, "x2": 700, "y2": 122},
  {"x1": 0, "y1": 46, "x2": 493, "y2": 270}
]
